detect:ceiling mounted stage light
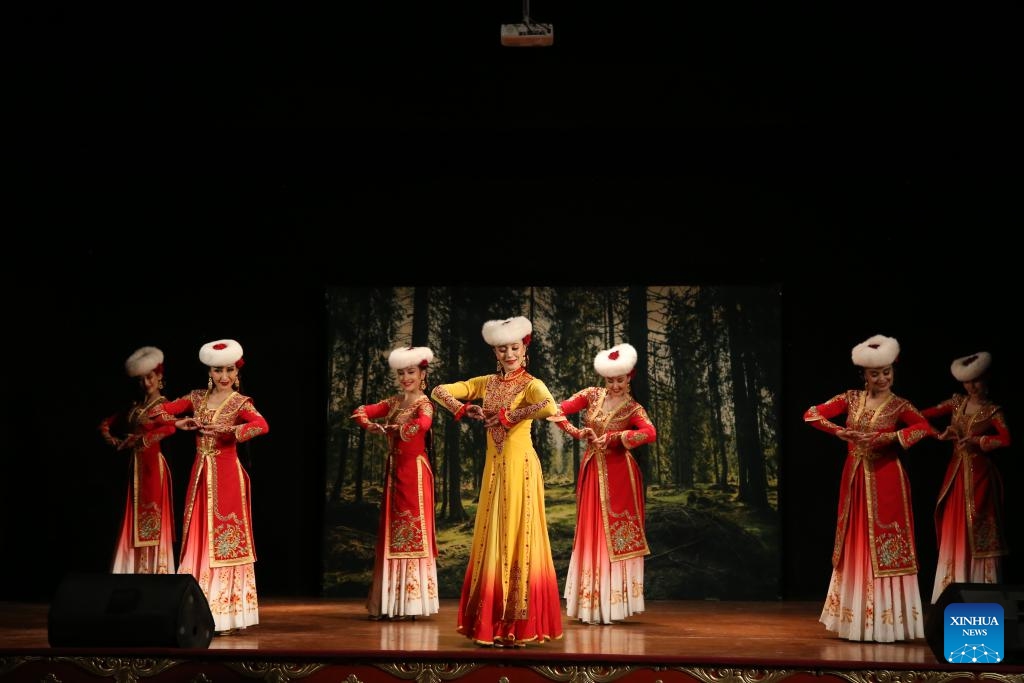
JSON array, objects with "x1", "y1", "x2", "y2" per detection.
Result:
[{"x1": 500, "y1": 0, "x2": 553, "y2": 46}]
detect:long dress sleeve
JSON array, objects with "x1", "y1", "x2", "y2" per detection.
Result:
[
  {"x1": 921, "y1": 396, "x2": 956, "y2": 420},
  {"x1": 803, "y1": 393, "x2": 849, "y2": 435},
  {"x1": 431, "y1": 376, "x2": 489, "y2": 420},
  {"x1": 157, "y1": 395, "x2": 195, "y2": 419},
  {"x1": 607, "y1": 404, "x2": 657, "y2": 450},
  {"x1": 891, "y1": 403, "x2": 936, "y2": 448},
  {"x1": 141, "y1": 419, "x2": 176, "y2": 449},
  {"x1": 351, "y1": 396, "x2": 433, "y2": 441},
  {"x1": 500, "y1": 377, "x2": 557, "y2": 425},
  {"x1": 981, "y1": 410, "x2": 1011, "y2": 452},
  {"x1": 550, "y1": 388, "x2": 592, "y2": 440},
  {"x1": 351, "y1": 400, "x2": 391, "y2": 429},
  {"x1": 99, "y1": 412, "x2": 125, "y2": 446},
  {"x1": 399, "y1": 399, "x2": 433, "y2": 442},
  {"x1": 233, "y1": 400, "x2": 269, "y2": 443}
]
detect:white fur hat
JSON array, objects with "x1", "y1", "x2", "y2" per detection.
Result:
[
  {"x1": 388, "y1": 346, "x2": 434, "y2": 370},
  {"x1": 482, "y1": 316, "x2": 532, "y2": 347},
  {"x1": 594, "y1": 343, "x2": 638, "y2": 378},
  {"x1": 951, "y1": 351, "x2": 991, "y2": 382},
  {"x1": 125, "y1": 346, "x2": 164, "y2": 378},
  {"x1": 851, "y1": 334, "x2": 900, "y2": 368},
  {"x1": 199, "y1": 339, "x2": 244, "y2": 367}
]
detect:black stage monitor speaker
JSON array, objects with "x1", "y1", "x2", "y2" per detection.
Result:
[
  {"x1": 925, "y1": 582, "x2": 1024, "y2": 664},
  {"x1": 48, "y1": 573, "x2": 215, "y2": 649}
]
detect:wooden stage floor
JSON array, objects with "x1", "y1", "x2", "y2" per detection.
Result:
[{"x1": 2, "y1": 598, "x2": 1022, "y2": 683}]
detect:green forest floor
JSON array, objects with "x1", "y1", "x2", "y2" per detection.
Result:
[{"x1": 322, "y1": 481, "x2": 780, "y2": 601}]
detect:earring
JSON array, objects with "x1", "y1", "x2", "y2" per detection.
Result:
[
  {"x1": 497, "y1": 360, "x2": 503, "y2": 374},
  {"x1": 523, "y1": 353, "x2": 529, "y2": 368},
  {"x1": 420, "y1": 379, "x2": 426, "y2": 391},
  {"x1": 158, "y1": 378, "x2": 165, "y2": 390},
  {"x1": 208, "y1": 377, "x2": 213, "y2": 389},
  {"x1": 233, "y1": 379, "x2": 240, "y2": 390}
]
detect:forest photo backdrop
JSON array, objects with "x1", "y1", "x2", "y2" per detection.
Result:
[{"x1": 323, "y1": 285, "x2": 782, "y2": 600}]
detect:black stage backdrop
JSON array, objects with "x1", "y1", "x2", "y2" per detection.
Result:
[{"x1": 2, "y1": 174, "x2": 1020, "y2": 607}]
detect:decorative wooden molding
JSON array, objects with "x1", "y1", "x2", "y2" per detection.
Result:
[{"x1": 1, "y1": 657, "x2": 1021, "y2": 683}]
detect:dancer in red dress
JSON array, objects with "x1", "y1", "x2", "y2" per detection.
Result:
[
  {"x1": 157, "y1": 338, "x2": 269, "y2": 634},
  {"x1": 99, "y1": 345, "x2": 176, "y2": 574},
  {"x1": 922, "y1": 351, "x2": 1011, "y2": 603},
  {"x1": 804, "y1": 334, "x2": 935, "y2": 642},
  {"x1": 549, "y1": 342, "x2": 655, "y2": 625},
  {"x1": 351, "y1": 345, "x2": 440, "y2": 620}
]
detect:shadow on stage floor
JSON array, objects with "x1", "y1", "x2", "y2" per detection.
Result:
[{"x1": 2, "y1": 598, "x2": 1021, "y2": 683}]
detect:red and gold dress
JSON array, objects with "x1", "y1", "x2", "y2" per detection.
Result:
[
  {"x1": 552, "y1": 387, "x2": 655, "y2": 624},
  {"x1": 351, "y1": 394, "x2": 439, "y2": 619},
  {"x1": 99, "y1": 396, "x2": 176, "y2": 574},
  {"x1": 804, "y1": 390, "x2": 934, "y2": 642},
  {"x1": 431, "y1": 367, "x2": 562, "y2": 646},
  {"x1": 922, "y1": 395, "x2": 1011, "y2": 603},
  {"x1": 157, "y1": 389, "x2": 269, "y2": 632}
]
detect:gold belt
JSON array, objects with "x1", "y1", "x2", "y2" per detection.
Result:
[{"x1": 852, "y1": 447, "x2": 880, "y2": 461}]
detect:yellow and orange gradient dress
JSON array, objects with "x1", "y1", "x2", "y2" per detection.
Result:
[{"x1": 432, "y1": 367, "x2": 563, "y2": 646}]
